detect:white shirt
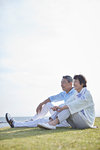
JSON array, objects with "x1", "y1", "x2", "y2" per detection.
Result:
[{"x1": 66, "y1": 88, "x2": 95, "y2": 127}]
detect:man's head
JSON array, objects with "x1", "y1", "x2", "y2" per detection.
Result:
[
  {"x1": 61, "y1": 75, "x2": 73, "y2": 92},
  {"x1": 73, "y1": 74, "x2": 87, "y2": 92}
]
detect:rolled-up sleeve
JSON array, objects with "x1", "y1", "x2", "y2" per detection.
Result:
[{"x1": 49, "y1": 92, "x2": 64, "y2": 102}]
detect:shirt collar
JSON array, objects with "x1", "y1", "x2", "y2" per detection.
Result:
[
  {"x1": 77, "y1": 87, "x2": 87, "y2": 97},
  {"x1": 65, "y1": 87, "x2": 75, "y2": 94}
]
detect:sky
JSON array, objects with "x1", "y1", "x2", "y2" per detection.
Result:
[{"x1": 0, "y1": 0, "x2": 100, "y2": 117}]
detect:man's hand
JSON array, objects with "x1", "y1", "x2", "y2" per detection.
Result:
[
  {"x1": 36, "y1": 98, "x2": 50, "y2": 114},
  {"x1": 36, "y1": 103, "x2": 43, "y2": 114},
  {"x1": 51, "y1": 106, "x2": 59, "y2": 111}
]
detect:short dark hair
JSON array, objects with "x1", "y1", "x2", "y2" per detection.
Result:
[
  {"x1": 63, "y1": 75, "x2": 73, "y2": 83},
  {"x1": 73, "y1": 74, "x2": 87, "y2": 87}
]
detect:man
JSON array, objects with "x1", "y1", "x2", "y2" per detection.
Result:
[
  {"x1": 38, "y1": 75, "x2": 95, "y2": 129},
  {"x1": 5, "y1": 75, "x2": 76, "y2": 128}
]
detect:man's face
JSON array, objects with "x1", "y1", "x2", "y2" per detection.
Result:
[
  {"x1": 61, "y1": 78, "x2": 72, "y2": 91},
  {"x1": 74, "y1": 79, "x2": 83, "y2": 91}
]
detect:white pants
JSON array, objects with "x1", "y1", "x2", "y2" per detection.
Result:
[
  {"x1": 14, "y1": 102, "x2": 70, "y2": 128},
  {"x1": 56, "y1": 109, "x2": 91, "y2": 129}
]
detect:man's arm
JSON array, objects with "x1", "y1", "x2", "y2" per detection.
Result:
[
  {"x1": 36, "y1": 92, "x2": 64, "y2": 114},
  {"x1": 36, "y1": 98, "x2": 50, "y2": 114},
  {"x1": 49, "y1": 92, "x2": 64, "y2": 102}
]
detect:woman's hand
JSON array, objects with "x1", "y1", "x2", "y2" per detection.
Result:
[
  {"x1": 51, "y1": 106, "x2": 59, "y2": 111},
  {"x1": 57, "y1": 105, "x2": 69, "y2": 112}
]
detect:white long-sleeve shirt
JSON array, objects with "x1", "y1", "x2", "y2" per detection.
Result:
[{"x1": 66, "y1": 88, "x2": 95, "y2": 127}]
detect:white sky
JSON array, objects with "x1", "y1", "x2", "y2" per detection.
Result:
[{"x1": 0, "y1": 0, "x2": 100, "y2": 117}]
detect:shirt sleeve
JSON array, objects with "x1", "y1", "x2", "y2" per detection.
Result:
[
  {"x1": 49, "y1": 92, "x2": 64, "y2": 102},
  {"x1": 67, "y1": 91, "x2": 94, "y2": 114}
]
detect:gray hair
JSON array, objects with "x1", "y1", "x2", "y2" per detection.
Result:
[{"x1": 63, "y1": 75, "x2": 73, "y2": 82}]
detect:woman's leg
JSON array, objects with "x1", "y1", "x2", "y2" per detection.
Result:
[{"x1": 48, "y1": 109, "x2": 71, "y2": 126}]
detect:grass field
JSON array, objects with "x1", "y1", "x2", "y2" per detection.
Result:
[{"x1": 0, "y1": 117, "x2": 100, "y2": 150}]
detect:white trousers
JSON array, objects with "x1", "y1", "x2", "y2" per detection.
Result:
[
  {"x1": 14, "y1": 102, "x2": 70, "y2": 128},
  {"x1": 56, "y1": 109, "x2": 91, "y2": 129}
]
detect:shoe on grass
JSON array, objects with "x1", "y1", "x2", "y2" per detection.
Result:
[
  {"x1": 5, "y1": 113, "x2": 15, "y2": 128},
  {"x1": 38, "y1": 123, "x2": 56, "y2": 130}
]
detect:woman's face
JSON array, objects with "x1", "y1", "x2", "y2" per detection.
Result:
[{"x1": 74, "y1": 79, "x2": 83, "y2": 91}]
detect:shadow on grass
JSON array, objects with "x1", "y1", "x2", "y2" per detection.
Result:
[
  {"x1": 1, "y1": 117, "x2": 100, "y2": 141},
  {"x1": 0, "y1": 127, "x2": 84, "y2": 141}
]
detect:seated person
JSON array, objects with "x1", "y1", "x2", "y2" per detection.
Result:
[{"x1": 5, "y1": 75, "x2": 76, "y2": 128}]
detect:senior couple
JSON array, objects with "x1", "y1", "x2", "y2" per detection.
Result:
[{"x1": 6, "y1": 74, "x2": 95, "y2": 129}]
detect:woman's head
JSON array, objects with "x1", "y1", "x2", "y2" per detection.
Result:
[{"x1": 73, "y1": 75, "x2": 87, "y2": 92}]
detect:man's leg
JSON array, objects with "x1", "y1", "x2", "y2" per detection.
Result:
[
  {"x1": 32, "y1": 102, "x2": 54, "y2": 121},
  {"x1": 14, "y1": 118, "x2": 49, "y2": 128},
  {"x1": 13, "y1": 102, "x2": 54, "y2": 128},
  {"x1": 32, "y1": 102, "x2": 70, "y2": 127}
]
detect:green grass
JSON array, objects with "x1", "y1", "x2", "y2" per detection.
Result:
[{"x1": 0, "y1": 118, "x2": 100, "y2": 150}]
